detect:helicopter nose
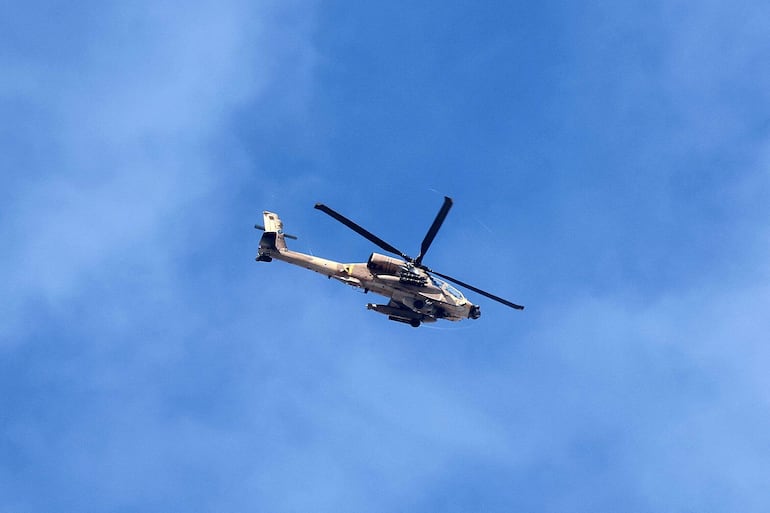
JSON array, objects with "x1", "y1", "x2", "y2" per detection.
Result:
[{"x1": 469, "y1": 305, "x2": 481, "y2": 319}]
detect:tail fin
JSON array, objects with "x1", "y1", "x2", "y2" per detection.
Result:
[{"x1": 259, "y1": 211, "x2": 288, "y2": 252}]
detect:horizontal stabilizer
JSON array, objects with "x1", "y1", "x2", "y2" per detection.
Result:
[{"x1": 254, "y1": 224, "x2": 297, "y2": 239}]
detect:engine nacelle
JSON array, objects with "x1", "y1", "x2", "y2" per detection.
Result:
[{"x1": 366, "y1": 253, "x2": 406, "y2": 275}]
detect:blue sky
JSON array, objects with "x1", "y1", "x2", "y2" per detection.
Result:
[{"x1": 2, "y1": 0, "x2": 770, "y2": 511}]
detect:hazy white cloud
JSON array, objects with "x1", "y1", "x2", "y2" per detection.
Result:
[
  {"x1": 1, "y1": 0, "x2": 318, "y2": 345},
  {"x1": 498, "y1": 254, "x2": 770, "y2": 510}
]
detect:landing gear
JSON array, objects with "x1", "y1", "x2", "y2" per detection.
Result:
[{"x1": 409, "y1": 319, "x2": 421, "y2": 328}]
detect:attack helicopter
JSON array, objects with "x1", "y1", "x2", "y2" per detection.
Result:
[{"x1": 255, "y1": 197, "x2": 523, "y2": 327}]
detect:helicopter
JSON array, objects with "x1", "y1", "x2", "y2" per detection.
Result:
[{"x1": 255, "y1": 197, "x2": 523, "y2": 327}]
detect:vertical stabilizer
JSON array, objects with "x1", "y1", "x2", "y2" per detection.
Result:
[
  {"x1": 262, "y1": 211, "x2": 284, "y2": 234},
  {"x1": 259, "y1": 211, "x2": 287, "y2": 252}
]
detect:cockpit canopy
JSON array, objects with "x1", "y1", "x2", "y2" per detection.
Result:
[{"x1": 431, "y1": 276, "x2": 465, "y2": 302}]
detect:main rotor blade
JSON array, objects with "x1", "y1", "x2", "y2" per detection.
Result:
[
  {"x1": 415, "y1": 196, "x2": 453, "y2": 267},
  {"x1": 429, "y1": 269, "x2": 525, "y2": 310},
  {"x1": 314, "y1": 203, "x2": 411, "y2": 260}
]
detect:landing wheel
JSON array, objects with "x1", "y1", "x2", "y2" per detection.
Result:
[{"x1": 410, "y1": 319, "x2": 421, "y2": 328}]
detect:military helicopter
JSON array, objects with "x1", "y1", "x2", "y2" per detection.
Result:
[{"x1": 255, "y1": 197, "x2": 523, "y2": 327}]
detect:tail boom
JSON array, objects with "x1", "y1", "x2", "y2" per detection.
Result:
[{"x1": 255, "y1": 211, "x2": 355, "y2": 281}]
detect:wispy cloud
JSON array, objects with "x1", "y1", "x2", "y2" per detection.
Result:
[{"x1": 1, "y1": 0, "x2": 318, "y2": 345}]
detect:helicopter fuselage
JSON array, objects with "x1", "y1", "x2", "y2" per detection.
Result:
[{"x1": 257, "y1": 238, "x2": 480, "y2": 326}]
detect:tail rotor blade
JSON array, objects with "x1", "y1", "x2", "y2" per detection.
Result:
[
  {"x1": 314, "y1": 203, "x2": 411, "y2": 260},
  {"x1": 415, "y1": 196, "x2": 453, "y2": 267},
  {"x1": 429, "y1": 269, "x2": 525, "y2": 310}
]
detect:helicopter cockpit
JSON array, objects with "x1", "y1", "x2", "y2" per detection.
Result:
[{"x1": 432, "y1": 276, "x2": 466, "y2": 303}]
